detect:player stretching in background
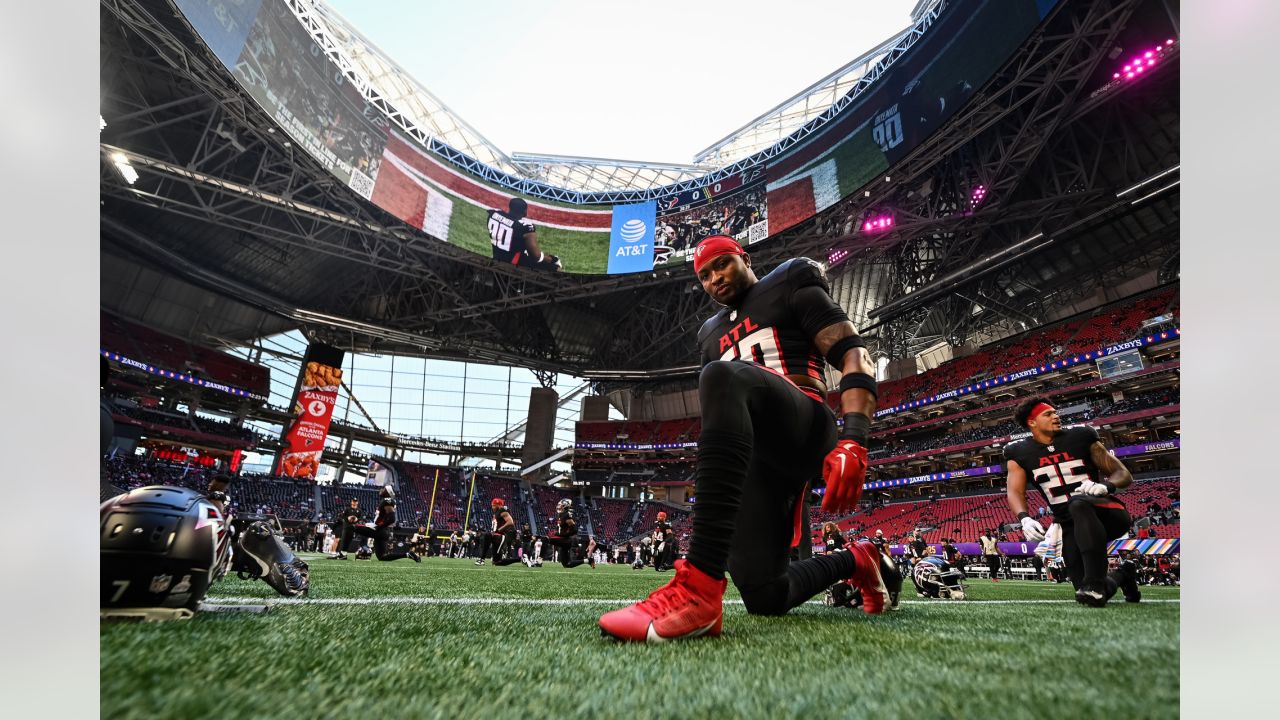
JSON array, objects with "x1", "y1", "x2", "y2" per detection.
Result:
[
  {"x1": 546, "y1": 498, "x2": 596, "y2": 569},
  {"x1": 343, "y1": 487, "x2": 421, "y2": 564},
  {"x1": 476, "y1": 498, "x2": 521, "y2": 566}
]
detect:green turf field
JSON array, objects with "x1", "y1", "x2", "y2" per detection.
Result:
[{"x1": 101, "y1": 556, "x2": 1179, "y2": 719}]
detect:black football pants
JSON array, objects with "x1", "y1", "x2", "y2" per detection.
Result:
[
  {"x1": 1061, "y1": 495, "x2": 1132, "y2": 591},
  {"x1": 349, "y1": 525, "x2": 413, "y2": 561},
  {"x1": 546, "y1": 535, "x2": 587, "y2": 568},
  {"x1": 480, "y1": 532, "x2": 520, "y2": 565},
  {"x1": 687, "y1": 360, "x2": 858, "y2": 615}
]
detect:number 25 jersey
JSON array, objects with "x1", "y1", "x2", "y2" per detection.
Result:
[
  {"x1": 1004, "y1": 425, "x2": 1103, "y2": 523},
  {"x1": 696, "y1": 258, "x2": 848, "y2": 380}
]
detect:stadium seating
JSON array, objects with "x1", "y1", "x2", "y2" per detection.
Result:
[
  {"x1": 868, "y1": 386, "x2": 1177, "y2": 462},
  {"x1": 876, "y1": 287, "x2": 1178, "y2": 409},
  {"x1": 576, "y1": 417, "x2": 699, "y2": 445},
  {"x1": 102, "y1": 311, "x2": 270, "y2": 397},
  {"x1": 107, "y1": 401, "x2": 261, "y2": 445},
  {"x1": 817, "y1": 476, "x2": 1179, "y2": 546}
]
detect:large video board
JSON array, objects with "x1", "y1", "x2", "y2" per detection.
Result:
[{"x1": 173, "y1": 0, "x2": 1057, "y2": 275}]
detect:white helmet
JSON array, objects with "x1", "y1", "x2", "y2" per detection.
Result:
[{"x1": 557, "y1": 498, "x2": 572, "y2": 512}]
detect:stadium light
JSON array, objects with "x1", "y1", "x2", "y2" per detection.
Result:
[
  {"x1": 1110, "y1": 39, "x2": 1175, "y2": 83},
  {"x1": 1117, "y1": 165, "x2": 1179, "y2": 198},
  {"x1": 970, "y1": 184, "x2": 987, "y2": 208},
  {"x1": 110, "y1": 152, "x2": 138, "y2": 185},
  {"x1": 862, "y1": 213, "x2": 894, "y2": 233}
]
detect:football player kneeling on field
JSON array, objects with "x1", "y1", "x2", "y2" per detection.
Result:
[{"x1": 101, "y1": 478, "x2": 309, "y2": 619}]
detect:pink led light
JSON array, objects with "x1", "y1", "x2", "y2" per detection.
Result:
[
  {"x1": 864, "y1": 222, "x2": 873, "y2": 231},
  {"x1": 1126, "y1": 73, "x2": 1134, "y2": 79},
  {"x1": 1145, "y1": 51, "x2": 1153, "y2": 58},
  {"x1": 1136, "y1": 66, "x2": 1144, "y2": 73},
  {"x1": 1124, "y1": 65, "x2": 1131, "y2": 72},
  {"x1": 1166, "y1": 39, "x2": 1173, "y2": 44}
]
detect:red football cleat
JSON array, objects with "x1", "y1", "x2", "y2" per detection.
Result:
[
  {"x1": 599, "y1": 559, "x2": 727, "y2": 642},
  {"x1": 849, "y1": 541, "x2": 891, "y2": 614}
]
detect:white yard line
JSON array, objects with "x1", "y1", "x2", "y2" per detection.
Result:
[{"x1": 206, "y1": 596, "x2": 1179, "y2": 607}]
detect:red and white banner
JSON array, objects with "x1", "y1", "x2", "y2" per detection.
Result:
[{"x1": 277, "y1": 357, "x2": 343, "y2": 479}]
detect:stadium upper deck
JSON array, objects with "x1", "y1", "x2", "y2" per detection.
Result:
[{"x1": 103, "y1": 0, "x2": 1178, "y2": 377}]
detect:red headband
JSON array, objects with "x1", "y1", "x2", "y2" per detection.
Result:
[
  {"x1": 693, "y1": 235, "x2": 745, "y2": 274},
  {"x1": 1029, "y1": 402, "x2": 1054, "y2": 423}
]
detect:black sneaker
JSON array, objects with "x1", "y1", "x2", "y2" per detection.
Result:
[
  {"x1": 474, "y1": 559, "x2": 485, "y2": 566},
  {"x1": 409, "y1": 551, "x2": 421, "y2": 563}
]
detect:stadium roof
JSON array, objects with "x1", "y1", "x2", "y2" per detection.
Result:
[
  {"x1": 303, "y1": 0, "x2": 928, "y2": 193},
  {"x1": 100, "y1": 0, "x2": 1178, "y2": 380}
]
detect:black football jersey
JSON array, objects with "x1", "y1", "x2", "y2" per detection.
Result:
[
  {"x1": 696, "y1": 258, "x2": 848, "y2": 382},
  {"x1": 487, "y1": 209, "x2": 537, "y2": 264},
  {"x1": 824, "y1": 532, "x2": 846, "y2": 550},
  {"x1": 1004, "y1": 425, "x2": 1103, "y2": 521},
  {"x1": 376, "y1": 499, "x2": 396, "y2": 527},
  {"x1": 342, "y1": 506, "x2": 361, "y2": 526},
  {"x1": 493, "y1": 510, "x2": 514, "y2": 535},
  {"x1": 556, "y1": 509, "x2": 577, "y2": 537},
  {"x1": 655, "y1": 520, "x2": 673, "y2": 537}
]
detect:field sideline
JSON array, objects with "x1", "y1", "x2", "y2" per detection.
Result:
[{"x1": 102, "y1": 555, "x2": 1180, "y2": 719}]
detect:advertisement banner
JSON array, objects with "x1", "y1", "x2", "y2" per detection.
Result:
[
  {"x1": 608, "y1": 201, "x2": 657, "y2": 274},
  {"x1": 277, "y1": 344, "x2": 345, "y2": 479},
  {"x1": 1108, "y1": 538, "x2": 1180, "y2": 555}
]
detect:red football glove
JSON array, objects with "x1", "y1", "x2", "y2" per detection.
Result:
[{"x1": 821, "y1": 439, "x2": 869, "y2": 514}]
